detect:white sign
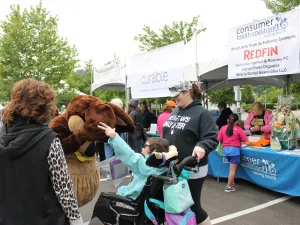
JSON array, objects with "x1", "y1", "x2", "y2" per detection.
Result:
[
  {"x1": 92, "y1": 60, "x2": 125, "y2": 91},
  {"x1": 228, "y1": 9, "x2": 300, "y2": 79},
  {"x1": 129, "y1": 41, "x2": 185, "y2": 98}
]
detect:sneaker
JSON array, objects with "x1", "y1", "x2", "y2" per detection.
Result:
[{"x1": 225, "y1": 186, "x2": 236, "y2": 192}]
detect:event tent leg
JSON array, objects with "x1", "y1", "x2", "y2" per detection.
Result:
[{"x1": 286, "y1": 75, "x2": 291, "y2": 95}]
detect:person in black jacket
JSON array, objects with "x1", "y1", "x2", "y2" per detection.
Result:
[
  {"x1": 0, "y1": 79, "x2": 83, "y2": 225},
  {"x1": 163, "y1": 80, "x2": 218, "y2": 225},
  {"x1": 127, "y1": 99, "x2": 144, "y2": 153},
  {"x1": 216, "y1": 102, "x2": 233, "y2": 130},
  {"x1": 140, "y1": 101, "x2": 157, "y2": 131}
]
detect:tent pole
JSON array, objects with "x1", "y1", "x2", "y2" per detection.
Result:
[
  {"x1": 287, "y1": 75, "x2": 291, "y2": 95},
  {"x1": 234, "y1": 86, "x2": 241, "y2": 120},
  {"x1": 125, "y1": 56, "x2": 130, "y2": 111}
]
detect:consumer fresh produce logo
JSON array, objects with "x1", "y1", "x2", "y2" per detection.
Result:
[{"x1": 223, "y1": 156, "x2": 276, "y2": 180}]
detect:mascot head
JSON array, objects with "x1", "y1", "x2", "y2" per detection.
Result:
[{"x1": 49, "y1": 95, "x2": 135, "y2": 154}]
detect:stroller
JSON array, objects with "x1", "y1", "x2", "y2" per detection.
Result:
[{"x1": 92, "y1": 155, "x2": 198, "y2": 225}]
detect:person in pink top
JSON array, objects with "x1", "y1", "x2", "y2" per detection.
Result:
[
  {"x1": 244, "y1": 102, "x2": 272, "y2": 139},
  {"x1": 218, "y1": 114, "x2": 248, "y2": 192},
  {"x1": 157, "y1": 100, "x2": 176, "y2": 137}
]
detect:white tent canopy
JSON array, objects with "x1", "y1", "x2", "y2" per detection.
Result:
[{"x1": 92, "y1": 60, "x2": 126, "y2": 92}]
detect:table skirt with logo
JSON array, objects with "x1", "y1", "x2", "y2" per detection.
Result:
[{"x1": 208, "y1": 146, "x2": 300, "y2": 196}]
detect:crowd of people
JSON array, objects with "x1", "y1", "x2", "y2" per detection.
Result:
[{"x1": 0, "y1": 77, "x2": 274, "y2": 225}]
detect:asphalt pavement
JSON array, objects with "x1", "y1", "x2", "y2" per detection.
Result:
[{"x1": 79, "y1": 173, "x2": 300, "y2": 225}]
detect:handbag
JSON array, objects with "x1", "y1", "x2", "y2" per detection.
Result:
[
  {"x1": 109, "y1": 157, "x2": 129, "y2": 180},
  {"x1": 163, "y1": 163, "x2": 194, "y2": 214},
  {"x1": 145, "y1": 198, "x2": 197, "y2": 225}
]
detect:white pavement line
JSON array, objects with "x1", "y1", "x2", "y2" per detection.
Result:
[
  {"x1": 211, "y1": 195, "x2": 292, "y2": 224},
  {"x1": 83, "y1": 222, "x2": 90, "y2": 225},
  {"x1": 100, "y1": 175, "x2": 131, "y2": 182}
]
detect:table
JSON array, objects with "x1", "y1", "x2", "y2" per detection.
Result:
[
  {"x1": 146, "y1": 132, "x2": 160, "y2": 137},
  {"x1": 208, "y1": 146, "x2": 300, "y2": 196}
]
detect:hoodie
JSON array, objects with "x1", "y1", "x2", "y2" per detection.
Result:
[
  {"x1": 162, "y1": 100, "x2": 218, "y2": 167},
  {"x1": 0, "y1": 117, "x2": 53, "y2": 159},
  {"x1": 108, "y1": 134, "x2": 166, "y2": 200}
]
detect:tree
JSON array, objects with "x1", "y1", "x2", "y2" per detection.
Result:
[
  {"x1": 208, "y1": 88, "x2": 235, "y2": 105},
  {"x1": 241, "y1": 86, "x2": 255, "y2": 104},
  {"x1": 263, "y1": 0, "x2": 300, "y2": 14},
  {"x1": 134, "y1": 15, "x2": 206, "y2": 51},
  {"x1": 260, "y1": 86, "x2": 283, "y2": 103},
  {"x1": 0, "y1": 1, "x2": 79, "y2": 100}
]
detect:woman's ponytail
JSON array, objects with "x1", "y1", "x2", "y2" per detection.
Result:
[
  {"x1": 226, "y1": 114, "x2": 239, "y2": 137},
  {"x1": 191, "y1": 83, "x2": 202, "y2": 100}
]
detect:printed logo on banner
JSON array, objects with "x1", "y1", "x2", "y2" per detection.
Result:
[
  {"x1": 236, "y1": 16, "x2": 289, "y2": 40},
  {"x1": 222, "y1": 156, "x2": 277, "y2": 180},
  {"x1": 228, "y1": 9, "x2": 300, "y2": 79},
  {"x1": 274, "y1": 16, "x2": 288, "y2": 31}
]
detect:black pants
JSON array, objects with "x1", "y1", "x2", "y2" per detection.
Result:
[{"x1": 188, "y1": 177, "x2": 208, "y2": 224}]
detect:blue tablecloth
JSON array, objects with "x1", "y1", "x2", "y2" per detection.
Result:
[{"x1": 208, "y1": 146, "x2": 300, "y2": 196}]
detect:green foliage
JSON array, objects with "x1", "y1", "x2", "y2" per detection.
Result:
[
  {"x1": 252, "y1": 85, "x2": 269, "y2": 96},
  {"x1": 56, "y1": 89, "x2": 77, "y2": 107},
  {"x1": 94, "y1": 90, "x2": 125, "y2": 103},
  {"x1": 134, "y1": 15, "x2": 206, "y2": 51},
  {"x1": 263, "y1": 0, "x2": 300, "y2": 14},
  {"x1": 241, "y1": 86, "x2": 255, "y2": 104},
  {"x1": 208, "y1": 88, "x2": 235, "y2": 105},
  {"x1": 291, "y1": 82, "x2": 300, "y2": 98},
  {"x1": 259, "y1": 86, "x2": 283, "y2": 103},
  {"x1": 243, "y1": 104, "x2": 253, "y2": 113},
  {"x1": 0, "y1": 1, "x2": 79, "y2": 101}
]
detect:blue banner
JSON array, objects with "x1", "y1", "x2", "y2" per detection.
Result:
[{"x1": 208, "y1": 147, "x2": 300, "y2": 196}]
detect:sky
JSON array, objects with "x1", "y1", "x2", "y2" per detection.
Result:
[{"x1": 0, "y1": 0, "x2": 273, "y2": 68}]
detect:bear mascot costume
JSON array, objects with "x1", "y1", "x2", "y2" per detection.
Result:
[{"x1": 49, "y1": 95, "x2": 134, "y2": 207}]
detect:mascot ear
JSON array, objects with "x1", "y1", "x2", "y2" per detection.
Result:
[{"x1": 106, "y1": 102, "x2": 135, "y2": 133}]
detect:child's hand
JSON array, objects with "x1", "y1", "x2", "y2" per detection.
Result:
[{"x1": 97, "y1": 122, "x2": 116, "y2": 139}]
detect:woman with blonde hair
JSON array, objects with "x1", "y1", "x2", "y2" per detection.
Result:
[
  {"x1": 0, "y1": 79, "x2": 83, "y2": 225},
  {"x1": 244, "y1": 102, "x2": 272, "y2": 139}
]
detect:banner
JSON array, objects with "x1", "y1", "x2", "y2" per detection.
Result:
[
  {"x1": 92, "y1": 60, "x2": 125, "y2": 91},
  {"x1": 129, "y1": 41, "x2": 185, "y2": 98},
  {"x1": 208, "y1": 147, "x2": 300, "y2": 196},
  {"x1": 228, "y1": 9, "x2": 300, "y2": 79}
]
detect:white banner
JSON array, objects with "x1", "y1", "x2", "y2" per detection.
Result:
[
  {"x1": 129, "y1": 41, "x2": 185, "y2": 98},
  {"x1": 228, "y1": 9, "x2": 300, "y2": 79},
  {"x1": 92, "y1": 60, "x2": 125, "y2": 91}
]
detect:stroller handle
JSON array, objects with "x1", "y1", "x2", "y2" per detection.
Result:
[
  {"x1": 174, "y1": 156, "x2": 198, "y2": 175},
  {"x1": 152, "y1": 156, "x2": 199, "y2": 184}
]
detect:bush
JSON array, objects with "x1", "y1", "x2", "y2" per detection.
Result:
[
  {"x1": 243, "y1": 104, "x2": 252, "y2": 113},
  {"x1": 292, "y1": 103, "x2": 299, "y2": 110}
]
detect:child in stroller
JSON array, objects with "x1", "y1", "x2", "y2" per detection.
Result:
[
  {"x1": 93, "y1": 122, "x2": 197, "y2": 225},
  {"x1": 93, "y1": 122, "x2": 178, "y2": 223}
]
